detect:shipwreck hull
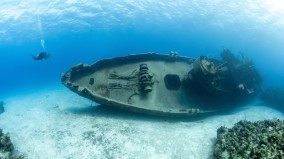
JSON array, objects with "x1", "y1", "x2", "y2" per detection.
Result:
[
  {"x1": 62, "y1": 53, "x2": 207, "y2": 116},
  {"x1": 61, "y1": 52, "x2": 261, "y2": 116}
]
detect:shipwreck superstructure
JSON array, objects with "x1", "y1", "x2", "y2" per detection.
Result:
[{"x1": 61, "y1": 49, "x2": 262, "y2": 116}]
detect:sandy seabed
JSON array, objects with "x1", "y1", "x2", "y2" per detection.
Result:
[{"x1": 0, "y1": 86, "x2": 283, "y2": 159}]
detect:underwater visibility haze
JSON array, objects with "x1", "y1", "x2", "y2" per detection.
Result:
[
  {"x1": 1, "y1": 1, "x2": 284, "y2": 159},
  {"x1": 1, "y1": 0, "x2": 284, "y2": 97}
]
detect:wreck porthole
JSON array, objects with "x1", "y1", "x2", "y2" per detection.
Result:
[
  {"x1": 164, "y1": 74, "x2": 181, "y2": 90},
  {"x1": 89, "y1": 78, "x2": 94, "y2": 85}
]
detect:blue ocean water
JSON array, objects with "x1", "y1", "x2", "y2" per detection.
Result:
[{"x1": 0, "y1": 0, "x2": 284, "y2": 99}]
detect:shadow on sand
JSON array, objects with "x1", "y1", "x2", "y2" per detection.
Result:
[{"x1": 63, "y1": 104, "x2": 241, "y2": 123}]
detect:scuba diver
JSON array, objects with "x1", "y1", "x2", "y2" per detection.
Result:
[{"x1": 31, "y1": 52, "x2": 50, "y2": 60}]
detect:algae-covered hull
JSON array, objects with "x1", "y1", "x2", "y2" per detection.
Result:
[{"x1": 61, "y1": 51, "x2": 262, "y2": 116}]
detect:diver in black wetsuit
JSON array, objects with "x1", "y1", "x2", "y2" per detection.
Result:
[{"x1": 31, "y1": 52, "x2": 50, "y2": 60}]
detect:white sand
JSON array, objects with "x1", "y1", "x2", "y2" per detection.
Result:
[{"x1": 0, "y1": 86, "x2": 283, "y2": 159}]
